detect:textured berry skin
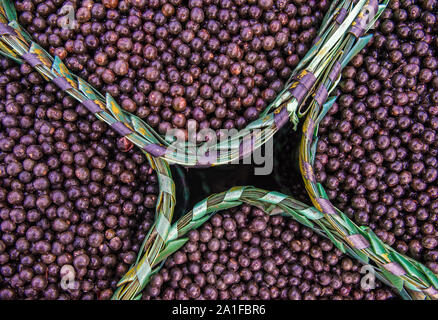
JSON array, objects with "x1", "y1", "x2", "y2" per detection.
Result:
[
  {"x1": 0, "y1": 60, "x2": 157, "y2": 300},
  {"x1": 313, "y1": 1, "x2": 438, "y2": 273},
  {"x1": 15, "y1": 0, "x2": 329, "y2": 134},
  {"x1": 143, "y1": 205, "x2": 396, "y2": 300}
]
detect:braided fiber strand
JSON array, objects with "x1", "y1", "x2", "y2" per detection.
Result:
[
  {"x1": 0, "y1": 0, "x2": 376, "y2": 167},
  {"x1": 111, "y1": 153, "x2": 176, "y2": 300},
  {"x1": 0, "y1": 0, "x2": 179, "y2": 300},
  {"x1": 113, "y1": 186, "x2": 420, "y2": 300},
  {"x1": 300, "y1": 99, "x2": 438, "y2": 301},
  {"x1": 297, "y1": 1, "x2": 438, "y2": 297}
]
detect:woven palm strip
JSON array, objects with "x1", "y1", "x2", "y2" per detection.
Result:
[
  {"x1": 297, "y1": 3, "x2": 438, "y2": 300},
  {"x1": 113, "y1": 186, "x2": 425, "y2": 300},
  {"x1": 299, "y1": 98, "x2": 438, "y2": 302},
  {"x1": 0, "y1": 0, "x2": 378, "y2": 167},
  {"x1": 0, "y1": 1, "x2": 178, "y2": 299}
]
